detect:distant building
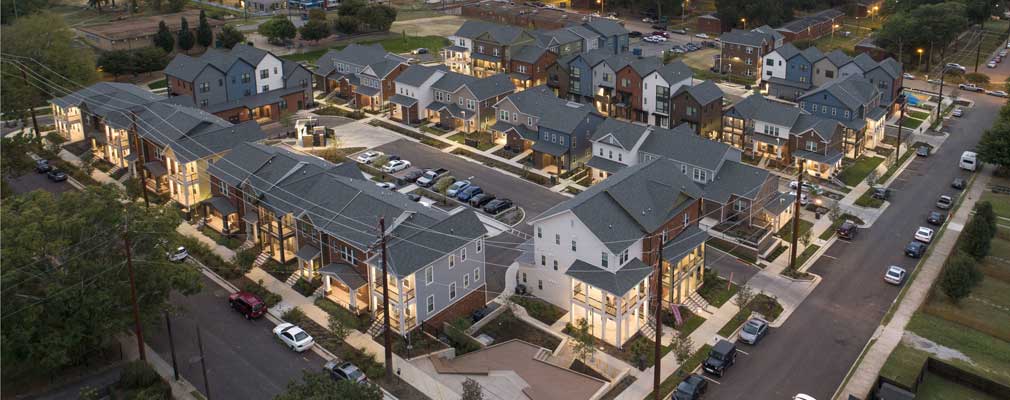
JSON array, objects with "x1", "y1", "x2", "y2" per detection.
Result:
[
  {"x1": 774, "y1": 9, "x2": 844, "y2": 43},
  {"x1": 314, "y1": 44, "x2": 410, "y2": 112},
  {"x1": 697, "y1": 13, "x2": 724, "y2": 36},
  {"x1": 77, "y1": 11, "x2": 225, "y2": 52},
  {"x1": 851, "y1": 0, "x2": 884, "y2": 18}
]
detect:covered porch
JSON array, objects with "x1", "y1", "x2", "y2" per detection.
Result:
[
  {"x1": 793, "y1": 150, "x2": 844, "y2": 180},
  {"x1": 532, "y1": 140, "x2": 570, "y2": 174},
  {"x1": 318, "y1": 262, "x2": 370, "y2": 315},
  {"x1": 389, "y1": 95, "x2": 420, "y2": 124},
  {"x1": 749, "y1": 133, "x2": 788, "y2": 162},
  {"x1": 661, "y1": 228, "x2": 708, "y2": 308},
  {"x1": 566, "y1": 259, "x2": 652, "y2": 349},
  {"x1": 143, "y1": 160, "x2": 169, "y2": 194},
  {"x1": 201, "y1": 196, "x2": 241, "y2": 235},
  {"x1": 489, "y1": 121, "x2": 535, "y2": 153},
  {"x1": 426, "y1": 103, "x2": 477, "y2": 133},
  {"x1": 353, "y1": 85, "x2": 382, "y2": 112}
]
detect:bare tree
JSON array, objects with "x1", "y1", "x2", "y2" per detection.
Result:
[
  {"x1": 733, "y1": 285, "x2": 755, "y2": 310},
  {"x1": 670, "y1": 331, "x2": 694, "y2": 365}
]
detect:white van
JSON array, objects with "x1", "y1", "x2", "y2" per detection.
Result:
[{"x1": 960, "y1": 151, "x2": 978, "y2": 171}]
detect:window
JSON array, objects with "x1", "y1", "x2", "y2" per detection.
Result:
[
  {"x1": 806, "y1": 140, "x2": 818, "y2": 151},
  {"x1": 599, "y1": 147, "x2": 604, "y2": 156},
  {"x1": 553, "y1": 260, "x2": 558, "y2": 270},
  {"x1": 474, "y1": 267, "x2": 480, "y2": 282},
  {"x1": 341, "y1": 245, "x2": 356, "y2": 264},
  {"x1": 476, "y1": 238, "x2": 483, "y2": 253},
  {"x1": 199, "y1": 99, "x2": 208, "y2": 107},
  {"x1": 199, "y1": 82, "x2": 210, "y2": 93},
  {"x1": 463, "y1": 274, "x2": 470, "y2": 288},
  {"x1": 745, "y1": 47, "x2": 753, "y2": 54},
  {"x1": 537, "y1": 227, "x2": 542, "y2": 238},
  {"x1": 218, "y1": 180, "x2": 228, "y2": 195},
  {"x1": 844, "y1": 110, "x2": 851, "y2": 118},
  {"x1": 260, "y1": 69, "x2": 269, "y2": 79},
  {"x1": 734, "y1": 199, "x2": 747, "y2": 212},
  {"x1": 493, "y1": 47, "x2": 500, "y2": 56},
  {"x1": 242, "y1": 73, "x2": 251, "y2": 83},
  {"x1": 522, "y1": 272, "x2": 527, "y2": 283},
  {"x1": 273, "y1": 67, "x2": 278, "y2": 74},
  {"x1": 619, "y1": 249, "x2": 629, "y2": 264},
  {"x1": 425, "y1": 266, "x2": 434, "y2": 284},
  {"x1": 571, "y1": 240, "x2": 577, "y2": 251},
  {"x1": 681, "y1": 164, "x2": 687, "y2": 174},
  {"x1": 621, "y1": 78, "x2": 630, "y2": 88},
  {"x1": 449, "y1": 255, "x2": 455, "y2": 268},
  {"x1": 554, "y1": 233, "x2": 560, "y2": 245},
  {"x1": 528, "y1": 116, "x2": 533, "y2": 125},
  {"x1": 603, "y1": 72, "x2": 611, "y2": 82},
  {"x1": 831, "y1": 107, "x2": 837, "y2": 116},
  {"x1": 825, "y1": 70, "x2": 835, "y2": 78},
  {"x1": 500, "y1": 110, "x2": 509, "y2": 120},
  {"x1": 686, "y1": 106, "x2": 697, "y2": 117},
  {"x1": 618, "y1": 153, "x2": 622, "y2": 161},
  {"x1": 300, "y1": 79, "x2": 307, "y2": 88},
  {"x1": 560, "y1": 136, "x2": 565, "y2": 145},
  {"x1": 692, "y1": 168, "x2": 707, "y2": 182},
  {"x1": 218, "y1": 79, "x2": 223, "y2": 86},
  {"x1": 541, "y1": 255, "x2": 546, "y2": 266},
  {"x1": 449, "y1": 282, "x2": 457, "y2": 299},
  {"x1": 601, "y1": 251, "x2": 608, "y2": 268},
  {"x1": 609, "y1": 150, "x2": 613, "y2": 159},
  {"x1": 766, "y1": 58, "x2": 774, "y2": 66},
  {"x1": 262, "y1": 85, "x2": 270, "y2": 92},
  {"x1": 538, "y1": 280, "x2": 543, "y2": 290},
  {"x1": 683, "y1": 212, "x2": 689, "y2": 227},
  {"x1": 426, "y1": 295, "x2": 434, "y2": 313},
  {"x1": 461, "y1": 248, "x2": 467, "y2": 261}
]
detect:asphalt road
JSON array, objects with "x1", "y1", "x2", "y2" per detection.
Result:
[
  {"x1": 706, "y1": 247, "x2": 760, "y2": 285},
  {"x1": 146, "y1": 273, "x2": 326, "y2": 400},
  {"x1": 373, "y1": 139, "x2": 567, "y2": 234},
  {"x1": 7, "y1": 170, "x2": 74, "y2": 195},
  {"x1": 704, "y1": 92, "x2": 1002, "y2": 400}
]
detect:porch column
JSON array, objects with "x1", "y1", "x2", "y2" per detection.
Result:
[
  {"x1": 222, "y1": 211, "x2": 229, "y2": 233},
  {"x1": 277, "y1": 217, "x2": 285, "y2": 263},
  {"x1": 324, "y1": 275, "x2": 331, "y2": 294},
  {"x1": 349, "y1": 285, "x2": 357, "y2": 310},
  {"x1": 601, "y1": 310, "x2": 608, "y2": 345},
  {"x1": 615, "y1": 297, "x2": 623, "y2": 347},
  {"x1": 367, "y1": 265, "x2": 377, "y2": 313}
]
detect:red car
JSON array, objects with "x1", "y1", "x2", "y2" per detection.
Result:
[
  {"x1": 228, "y1": 291, "x2": 266, "y2": 319},
  {"x1": 651, "y1": 31, "x2": 669, "y2": 38}
]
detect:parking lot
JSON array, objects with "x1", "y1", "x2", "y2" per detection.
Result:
[
  {"x1": 7, "y1": 169, "x2": 74, "y2": 195},
  {"x1": 631, "y1": 33, "x2": 717, "y2": 59}
]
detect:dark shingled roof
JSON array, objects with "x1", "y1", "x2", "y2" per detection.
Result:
[
  {"x1": 638, "y1": 123, "x2": 736, "y2": 172},
  {"x1": 464, "y1": 73, "x2": 515, "y2": 100},
  {"x1": 720, "y1": 29, "x2": 772, "y2": 47},
  {"x1": 701, "y1": 160, "x2": 770, "y2": 203},
  {"x1": 583, "y1": 18, "x2": 628, "y2": 38},
  {"x1": 725, "y1": 94, "x2": 802, "y2": 128},
  {"x1": 566, "y1": 258, "x2": 652, "y2": 295},
  {"x1": 675, "y1": 80, "x2": 723, "y2": 105},
  {"x1": 590, "y1": 118, "x2": 649, "y2": 149}
]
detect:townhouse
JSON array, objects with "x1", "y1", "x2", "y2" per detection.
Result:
[
  {"x1": 798, "y1": 75, "x2": 885, "y2": 155},
  {"x1": 670, "y1": 80, "x2": 724, "y2": 138},
  {"x1": 549, "y1": 48, "x2": 616, "y2": 104},
  {"x1": 591, "y1": 54, "x2": 662, "y2": 122},
  {"x1": 50, "y1": 83, "x2": 266, "y2": 212},
  {"x1": 762, "y1": 43, "x2": 825, "y2": 101},
  {"x1": 722, "y1": 94, "x2": 847, "y2": 178},
  {"x1": 774, "y1": 9, "x2": 844, "y2": 43},
  {"x1": 765, "y1": 45, "x2": 902, "y2": 111},
  {"x1": 164, "y1": 44, "x2": 313, "y2": 122},
  {"x1": 427, "y1": 73, "x2": 515, "y2": 133},
  {"x1": 489, "y1": 85, "x2": 605, "y2": 172},
  {"x1": 390, "y1": 65, "x2": 450, "y2": 125},
  {"x1": 445, "y1": 20, "x2": 538, "y2": 78},
  {"x1": 837, "y1": 53, "x2": 903, "y2": 110},
  {"x1": 582, "y1": 18, "x2": 630, "y2": 55},
  {"x1": 508, "y1": 44, "x2": 557, "y2": 90},
  {"x1": 642, "y1": 61, "x2": 693, "y2": 128},
  {"x1": 812, "y1": 49, "x2": 853, "y2": 87},
  {"x1": 718, "y1": 29, "x2": 778, "y2": 83},
  {"x1": 523, "y1": 158, "x2": 707, "y2": 348},
  {"x1": 206, "y1": 143, "x2": 489, "y2": 335},
  {"x1": 314, "y1": 44, "x2": 410, "y2": 111}
]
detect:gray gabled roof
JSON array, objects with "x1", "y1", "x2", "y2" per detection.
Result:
[
  {"x1": 639, "y1": 123, "x2": 736, "y2": 172},
  {"x1": 720, "y1": 29, "x2": 771, "y2": 47},
  {"x1": 512, "y1": 44, "x2": 550, "y2": 64},
  {"x1": 566, "y1": 258, "x2": 652, "y2": 295},
  {"x1": 557, "y1": 47, "x2": 615, "y2": 68},
  {"x1": 534, "y1": 28, "x2": 581, "y2": 47},
  {"x1": 800, "y1": 75, "x2": 878, "y2": 110},
  {"x1": 50, "y1": 82, "x2": 165, "y2": 119},
  {"x1": 454, "y1": 20, "x2": 527, "y2": 44},
  {"x1": 589, "y1": 118, "x2": 649, "y2": 149},
  {"x1": 675, "y1": 80, "x2": 723, "y2": 105},
  {"x1": 499, "y1": 85, "x2": 597, "y2": 134},
  {"x1": 464, "y1": 73, "x2": 515, "y2": 100},
  {"x1": 801, "y1": 46, "x2": 825, "y2": 63},
  {"x1": 565, "y1": 25, "x2": 601, "y2": 41},
  {"x1": 395, "y1": 64, "x2": 445, "y2": 87},
  {"x1": 583, "y1": 18, "x2": 628, "y2": 37},
  {"x1": 315, "y1": 44, "x2": 407, "y2": 77},
  {"x1": 282, "y1": 59, "x2": 310, "y2": 80},
  {"x1": 725, "y1": 94, "x2": 802, "y2": 127},
  {"x1": 164, "y1": 44, "x2": 272, "y2": 82},
  {"x1": 701, "y1": 160, "x2": 770, "y2": 203},
  {"x1": 875, "y1": 57, "x2": 902, "y2": 79},
  {"x1": 752, "y1": 25, "x2": 783, "y2": 43},
  {"x1": 848, "y1": 53, "x2": 878, "y2": 73},
  {"x1": 381, "y1": 210, "x2": 487, "y2": 278},
  {"x1": 823, "y1": 49, "x2": 852, "y2": 67},
  {"x1": 431, "y1": 69, "x2": 476, "y2": 92},
  {"x1": 774, "y1": 43, "x2": 802, "y2": 60},
  {"x1": 651, "y1": 61, "x2": 693, "y2": 84},
  {"x1": 532, "y1": 158, "x2": 703, "y2": 253},
  {"x1": 792, "y1": 114, "x2": 843, "y2": 141}
]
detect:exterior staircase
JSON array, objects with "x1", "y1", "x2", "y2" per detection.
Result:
[
  {"x1": 285, "y1": 271, "x2": 302, "y2": 286},
  {"x1": 685, "y1": 292, "x2": 713, "y2": 316},
  {"x1": 366, "y1": 312, "x2": 385, "y2": 337},
  {"x1": 310, "y1": 283, "x2": 326, "y2": 299},
  {"x1": 640, "y1": 319, "x2": 657, "y2": 341},
  {"x1": 252, "y1": 252, "x2": 270, "y2": 269},
  {"x1": 236, "y1": 240, "x2": 256, "y2": 253},
  {"x1": 533, "y1": 348, "x2": 552, "y2": 362}
]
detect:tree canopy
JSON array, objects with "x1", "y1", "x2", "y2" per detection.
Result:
[
  {"x1": 258, "y1": 16, "x2": 297, "y2": 45},
  {"x1": 177, "y1": 17, "x2": 195, "y2": 52},
  {"x1": 1, "y1": 186, "x2": 201, "y2": 377},
  {"x1": 218, "y1": 25, "x2": 246, "y2": 49},
  {"x1": 875, "y1": 2, "x2": 969, "y2": 61},
  {"x1": 299, "y1": 19, "x2": 331, "y2": 43},
  {"x1": 274, "y1": 371, "x2": 382, "y2": 400},
  {"x1": 154, "y1": 20, "x2": 175, "y2": 53},
  {"x1": 977, "y1": 103, "x2": 1010, "y2": 173},
  {"x1": 196, "y1": 10, "x2": 214, "y2": 48}
]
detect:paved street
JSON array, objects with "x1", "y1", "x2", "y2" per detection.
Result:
[
  {"x1": 147, "y1": 274, "x2": 325, "y2": 400},
  {"x1": 373, "y1": 139, "x2": 567, "y2": 232},
  {"x1": 7, "y1": 170, "x2": 74, "y2": 195},
  {"x1": 703, "y1": 92, "x2": 1002, "y2": 399}
]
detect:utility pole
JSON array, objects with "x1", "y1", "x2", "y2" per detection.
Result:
[
  {"x1": 652, "y1": 233, "x2": 664, "y2": 400},
  {"x1": 18, "y1": 66, "x2": 41, "y2": 140},
  {"x1": 975, "y1": 28, "x2": 983, "y2": 73},
  {"x1": 123, "y1": 220, "x2": 146, "y2": 361},
  {"x1": 789, "y1": 162, "x2": 805, "y2": 270},
  {"x1": 927, "y1": 40, "x2": 934, "y2": 75},
  {"x1": 197, "y1": 325, "x2": 212, "y2": 400},
  {"x1": 165, "y1": 311, "x2": 180, "y2": 381},
  {"x1": 936, "y1": 67, "x2": 946, "y2": 121},
  {"x1": 131, "y1": 113, "x2": 150, "y2": 209},
  {"x1": 379, "y1": 217, "x2": 394, "y2": 379},
  {"x1": 896, "y1": 97, "x2": 906, "y2": 163}
]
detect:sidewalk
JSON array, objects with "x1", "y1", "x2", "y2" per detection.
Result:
[
  {"x1": 835, "y1": 168, "x2": 991, "y2": 400},
  {"x1": 118, "y1": 333, "x2": 203, "y2": 400},
  {"x1": 176, "y1": 222, "x2": 237, "y2": 261},
  {"x1": 57, "y1": 149, "x2": 125, "y2": 189}
]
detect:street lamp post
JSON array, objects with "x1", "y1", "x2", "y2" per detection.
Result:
[
  {"x1": 596, "y1": 0, "x2": 602, "y2": 15},
  {"x1": 831, "y1": 23, "x2": 839, "y2": 40},
  {"x1": 917, "y1": 48, "x2": 924, "y2": 68},
  {"x1": 740, "y1": 18, "x2": 746, "y2": 29}
]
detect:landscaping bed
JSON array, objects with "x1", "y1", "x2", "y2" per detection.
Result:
[
  {"x1": 793, "y1": 244, "x2": 821, "y2": 270},
  {"x1": 598, "y1": 375, "x2": 636, "y2": 400},
  {"x1": 262, "y1": 259, "x2": 297, "y2": 284},
  {"x1": 777, "y1": 218, "x2": 813, "y2": 243},
  {"x1": 766, "y1": 243, "x2": 788, "y2": 262},
  {"x1": 510, "y1": 295, "x2": 566, "y2": 325},
  {"x1": 476, "y1": 310, "x2": 561, "y2": 351},
  {"x1": 199, "y1": 226, "x2": 243, "y2": 249},
  {"x1": 854, "y1": 187, "x2": 885, "y2": 208},
  {"x1": 307, "y1": 146, "x2": 366, "y2": 164},
  {"x1": 716, "y1": 294, "x2": 783, "y2": 338},
  {"x1": 697, "y1": 271, "x2": 739, "y2": 308},
  {"x1": 368, "y1": 120, "x2": 451, "y2": 149},
  {"x1": 314, "y1": 106, "x2": 365, "y2": 119},
  {"x1": 569, "y1": 359, "x2": 609, "y2": 382},
  {"x1": 314, "y1": 297, "x2": 371, "y2": 332},
  {"x1": 292, "y1": 276, "x2": 323, "y2": 297},
  {"x1": 661, "y1": 306, "x2": 706, "y2": 336},
  {"x1": 384, "y1": 330, "x2": 449, "y2": 359},
  {"x1": 178, "y1": 234, "x2": 249, "y2": 279}
]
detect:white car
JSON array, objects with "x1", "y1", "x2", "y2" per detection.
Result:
[
  {"x1": 793, "y1": 394, "x2": 817, "y2": 400},
  {"x1": 1000, "y1": 50, "x2": 1008, "y2": 57},
  {"x1": 375, "y1": 182, "x2": 396, "y2": 190},
  {"x1": 695, "y1": 33, "x2": 709, "y2": 39},
  {"x1": 167, "y1": 246, "x2": 188, "y2": 262},
  {"x1": 356, "y1": 151, "x2": 383, "y2": 164},
  {"x1": 902, "y1": 73, "x2": 915, "y2": 80},
  {"x1": 988, "y1": 61, "x2": 998, "y2": 69},
  {"x1": 789, "y1": 181, "x2": 820, "y2": 194},
  {"x1": 945, "y1": 63, "x2": 967, "y2": 72},
  {"x1": 884, "y1": 266, "x2": 907, "y2": 285},
  {"x1": 273, "y1": 323, "x2": 314, "y2": 352},
  {"x1": 914, "y1": 226, "x2": 935, "y2": 243},
  {"x1": 381, "y1": 159, "x2": 411, "y2": 173},
  {"x1": 790, "y1": 191, "x2": 810, "y2": 206},
  {"x1": 952, "y1": 108, "x2": 964, "y2": 117},
  {"x1": 988, "y1": 90, "x2": 1009, "y2": 98}
]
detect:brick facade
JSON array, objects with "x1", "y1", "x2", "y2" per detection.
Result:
[{"x1": 422, "y1": 284, "x2": 487, "y2": 333}]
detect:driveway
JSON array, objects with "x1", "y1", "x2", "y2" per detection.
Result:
[
  {"x1": 703, "y1": 91, "x2": 1002, "y2": 400},
  {"x1": 7, "y1": 170, "x2": 74, "y2": 195},
  {"x1": 146, "y1": 274, "x2": 326, "y2": 400},
  {"x1": 331, "y1": 119, "x2": 405, "y2": 149},
  {"x1": 706, "y1": 247, "x2": 760, "y2": 285}
]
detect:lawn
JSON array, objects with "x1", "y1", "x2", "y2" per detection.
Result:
[
  {"x1": 901, "y1": 118, "x2": 925, "y2": 129},
  {"x1": 907, "y1": 110, "x2": 931, "y2": 120},
  {"x1": 917, "y1": 372, "x2": 1003, "y2": 400},
  {"x1": 510, "y1": 295, "x2": 566, "y2": 325},
  {"x1": 716, "y1": 294, "x2": 783, "y2": 338},
  {"x1": 880, "y1": 342, "x2": 930, "y2": 388},
  {"x1": 661, "y1": 306, "x2": 706, "y2": 336},
  {"x1": 314, "y1": 297, "x2": 371, "y2": 332},
  {"x1": 906, "y1": 312, "x2": 1010, "y2": 385},
  {"x1": 854, "y1": 187, "x2": 885, "y2": 208},
  {"x1": 697, "y1": 272, "x2": 739, "y2": 308},
  {"x1": 281, "y1": 35, "x2": 449, "y2": 63},
  {"x1": 837, "y1": 156, "x2": 886, "y2": 187},
  {"x1": 645, "y1": 344, "x2": 712, "y2": 400},
  {"x1": 476, "y1": 310, "x2": 562, "y2": 350},
  {"x1": 147, "y1": 79, "x2": 167, "y2": 90},
  {"x1": 980, "y1": 190, "x2": 1010, "y2": 219},
  {"x1": 793, "y1": 244, "x2": 821, "y2": 270},
  {"x1": 777, "y1": 218, "x2": 814, "y2": 243}
]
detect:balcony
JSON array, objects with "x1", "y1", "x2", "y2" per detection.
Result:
[
  {"x1": 372, "y1": 281, "x2": 414, "y2": 303},
  {"x1": 573, "y1": 288, "x2": 587, "y2": 303}
]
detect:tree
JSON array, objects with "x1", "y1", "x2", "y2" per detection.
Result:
[
  {"x1": 629, "y1": 337, "x2": 650, "y2": 370},
  {"x1": 733, "y1": 284, "x2": 754, "y2": 310},
  {"x1": 196, "y1": 10, "x2": 214, "y2": 48},
  {"x1": 960, "y1": 217, "x2": 992, "y2": 260},
  {"x1": 964, "y1": 72, "x2": 991, "y2": 86},
  {"x1": 975, "y1": 201, "x2": 997, "y2": 239},
  {"x1": 327, "y1": 315, "x2": 350, "y2": 343},
  {"x1": 357, "y1": 4, "x2": 396, "y2": 32},
  {"x1": 865, "y1": 169, "x2": 879, "y2": 188},
  {"x1": 670, "y1": 331, "x2": 694, "y2": 365},
  {"x1": 131, "y1": 47, "x2": 170, "y2": 74},
  {"x1": 333, "y1": 15, "x2": 359, "y2": 34},
  {"x1": 1, "y1": 13, "x2": 99, "y2": 139},
  {"x1": 939, "y1": 253, "x2": 976, "y2": 303},
  {"x1": 164, "y1": 0, "x2": 186, "y2": 12},
  {"x1": 98, "y1": 50, "x2": 136, "y2": 79},
  {"x1": 218, "y1": 25, "x2": 246, "y2": 49},
  {"x1": 338, "y1": 0, "x2": 367, "y2": 16},
  {"x1": 370, "y1": 155, "x2": 389, "y2": 169},
  {"x1": 308, "y1": 8, "x2": 327, "y2": 21},
  {"x1": 1, "y1": 0, "x2": 50, "y2": 25},
  {"x1": 299, "y1": 19, "x2": 331, "y2": 43},
  {"x1": 275, "y1": 371, "x2": 382, "y2": 400},
  {"x1": 571, "y1": 317, "x2": 595, "y2": 363},
  {"x1": 154, "y1": 20, "x2": 175, "y2": 53},
  {"x1": 1, "y1": 186, "x2": 201, "y2": 376},
  {"x1": 977, "y1": 108, "x2": 1010, "y2": 172},
  {"x1": 44, "y1": 131, "x2": 65, "y2": 154},
  {"x1": 258, "y1": 16, "x2": 297, "y2": 45},
  {"x1": 177, "y1": 17, "x2": 195, "y2": 52},
  {"x1": 461, "y1": 378, "x2": 484, "y2": 400}
]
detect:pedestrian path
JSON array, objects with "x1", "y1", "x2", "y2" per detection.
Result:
[
  {"x1": 176, "y1": 222, "x2": 237, "y2": 261},
  {"x1": 836, "y1": 168, "x2": 991, "y2": 400},
  {"x1": 57, "y1": 149, "x2": 125, "y2": 189}
]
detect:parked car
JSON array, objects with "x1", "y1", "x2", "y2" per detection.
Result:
[
  {"x1": 381, "y1": 159, "x2": 411, "y2": 173},
  {"x1": 483, "y1": 198, "x2": 513, "y2": 214},
  {"x1": 958, "y1": 83, "x2": 984, "y2": 92},
  {"x1": 671, "y1": 28, "x2": 687, "y2": 35},
  {"x1": 695, "y1": 33, "x2": 709, "y2": 39},
  {"x1": 471, "y1": 307, "x2": 490, "y2": 323},
  {"x1": 356, "y1": 151, "x2": 383, "y2": 164},
  {"x1": 643, "y1": 36, "x2": 660, "y2": 43},
  {"x1": 375, "y1": 182, "x2": 396, "y2": 190},
  {"x1": 650, "y1": 26, "x2": 667, "y2": 33},
  {"x1": 167, "y1": 246, "x2": 189, "y2": 262},
  {"x1": 1000, "y1": 49, "x2": 1008, "y2": 57},
  {"x1": 905, "y1": 241, "x2": 927, "y2": 258},
  {"x1": 411, "y1": 47, "x2": 429, "y2": 54},
  {"x1": 673, "y1": 374, "x2": 708, "y2": 400},
  {"x1": 836, "y1": 220, "x2": 858, "y2": 240},
  {"x1": 738, "y1": 318, "x2": 769, "y2": 345},
  {"x1": 469, "y1": 193, "x2": 495, "y2": 208},
  {"x1": 35, "y1": 159, "x2": 51, "y2": 173},
  {"x1": 952, "y1": 108, "x2": 964, "y2": 117},
  {"x1": 629, "y1": 31, "x2": 643, "y2": 38},
  {"x1": 988, "y1": 90, "x2": 1009, "y2": 98},
  {"x1": 884, "y1": 266, "x2": 907, "y2": 285},
  {"x1": 416, "y1": 168, "x2": 448, "y2": 187},
  {"x1": 945, "y1": 63, "x2": 967, "y2": 72},
  {"x1": 988, "y1": 61, "x2": 998, "y2": 68},
  {"x1": 927, "y1": 211, "x2": 946, "y2": 225},
  {"x1": 935, "y1": 195, "x2": 953, "y2": 209},
  {"x1": 916, "y1": 145, "x2": 931, "y2": 157},
  {"x1": 789, "y1": 191, "x2": 810, "y2": 206},
  {"x1": 871, "y1": 187, "x2": 890, "y2": 200},
  {"x1": 903, "y1": 73, "x2": 915, "y2": 80},
  {"x1": 456, "y1": 185, "x2": 483, "y2": 202},
  {"x1": 46, "y1": 168, "x2": 68, "y2": 182},
  {"x1": 273, "y1": 323, "x2": 314, "y2": 352},
  {"x1": 914, "y1": 226, "x2": 935, "y2": 243},
  {"x1": 641, "y1": 17, "x2": 655, "y2": 23},
  {"x1": 789, "y1": 181, "x2": 820, "y2": 193},
  {"x1": 793, "y1": 394, "x2": 817, "y2": 400},
  {"x1": 403, "y1": 169, "x2": 427, "y2": 182},
  {"x1": 702, "y1": 339, "x2": 737, "y2": 377},
  {"x1": 228, "y1": 291, "x2": 266, "y2": 319},
  {"x1": 951, "y1": 177, "x2": 966, "y2": 190},
  {"x1": 446, "y1": 180, "x2": 471, "y2": 197},
  {"x1": 407, "y1": 193, "x2": 422, "y2": 202},
  {"x1": 325, "y1": 361, "x2": 368, "y2": 384}
]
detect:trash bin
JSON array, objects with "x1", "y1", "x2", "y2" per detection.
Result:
[{"x1": 815, "y1": 211, "x2": 822, "y2": 220}]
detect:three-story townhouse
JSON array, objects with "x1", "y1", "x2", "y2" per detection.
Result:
[
  {"x1": 427, "y1": 73, "x2": 515, "y2": 133},
  {"x1": 797, "y1": 75, "x2": 882, "y2": 157},
  {"x1": 642, "y1": 61, "x2": 694, "y2": 128},
  {"x1": 762, "y1": 43, "x2": 824, "y2": 101},
  {"x1": 612, "y1": 56, "x2": 662, "y2": 122},
  {"x1": 717, "y1": 29, "x2": 776, "y2": 84},
  {"x1": 812, "y1": 50, "x2": 851, "y2": 87},
  {"x1": 390, "y1": 65, "x2": 449, "y2": 124},
  {"x1": 670, "y1": 80, "x2": 724, "y2": 137}
]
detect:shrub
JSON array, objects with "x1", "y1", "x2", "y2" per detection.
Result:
[
  {"x1": 939, "y1": 254, "x2": 976, "y2": 303},
  {"x1": 960, "y1": 218, "x2": 992, "y2": 260},
  {"x1": 292, "y1": 276, "x2": 323, "y2": 297},
  {"x1": 282, "y1": 306, "x2": 308, "y2": 325},
  {"x1": 119, "y1": 361, "x2": 161, "y2": 389},
  {"x1": 235, "y1": 245, "x2": 262, "y2": 268},
  {"x1": 975, "y1": 201, "x2": 997, "y2": 238},
  {"x1": 243, "y1": 279, "x2": 282, "y2": 308},
  {"x1": 964, "y1": 72, "x2": 990, "y2": 85}
]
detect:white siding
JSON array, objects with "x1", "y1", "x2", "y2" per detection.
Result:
[
  {"x1": 592, "y1": 140, "x2": 635, "y2": 167},
  {"x1": 255, "y1": 54, "x2": 284, "y2": 93},
  {"x1": 763, "y1": 51, "x2": 787, "y2": 80},
  {"x1": 753, "y1": 120, "x2": 791, "y2": 140},
  {"x1": 526, "y1": 211, "x2": 609, "y2": 308}
]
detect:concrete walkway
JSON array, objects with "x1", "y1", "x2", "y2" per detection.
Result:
[
  {"x1": 176, "y1": 222, "x2": 237, "y2": 261},
  {"x1": 835, "y1": 167, "x2": 991, "y2": 400},
  {"x1": 118, "y1": 333, "x2": 203, "y2": 400},
  {"x1": 57, "y1": 149, "x2": 125, "y2": 189}
]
